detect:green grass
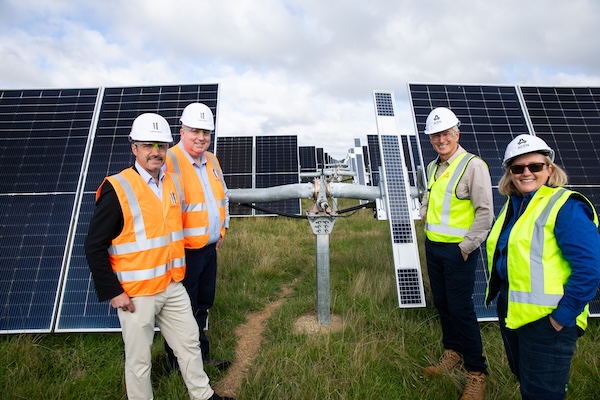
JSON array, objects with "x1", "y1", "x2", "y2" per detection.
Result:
[{"x1": 2, "y1": 199, "x2": 599, "y2": 399}]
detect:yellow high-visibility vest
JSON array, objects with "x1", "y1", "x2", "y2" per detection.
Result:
[
  {"x1": 425, "y1": 152, "x2": 477, "y2": 243},
  {"x1": 486, "y1": 185, "x2": 598, "y2": 330}
]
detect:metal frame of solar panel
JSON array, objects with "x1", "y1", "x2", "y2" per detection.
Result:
[
  {"x1": 373, "y1": 90, "x2": 426, "y2": 308},
  {"x1": 0, "y1": 83, "x2": 220, "y2": 333},
  {"x1": 408, "y1": 83, "x2": 600, "y2": 320}
]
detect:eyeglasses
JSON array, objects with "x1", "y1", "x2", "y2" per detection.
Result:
[
  {"x1": 509, "y1": 162, "x2": 547, "y2": 174},
  {"x1": 183, "y1": 127, "x2": 212, "y2": 137},
  {"x1": 428, "y1": 130, "x2": 455, "y2": 142},
  {"x1": 136, "y1": 142, "x2": 169, "y2": 151}
]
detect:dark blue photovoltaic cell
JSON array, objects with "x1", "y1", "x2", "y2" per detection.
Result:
[
  {"x1": 57, "y1": 193, "x2": 120, "y2": 330},
  {"x1": 0, "y1": 194, "x2": 74, "y2": 332},
  {"x1": 256, "y1": 136, "x2": 298, "y2": 173},
  {"x1": 299, "y1": 146, "x2": 318, "y2": 183},
  {"x1": 57, "y1": 84, "x2": 221, "y2": 332},
  {"x1": 216, "y1": 136, "x2": 253, "y2": 174}
]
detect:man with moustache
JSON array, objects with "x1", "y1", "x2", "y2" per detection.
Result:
[{"x1": 85, "y1": 113, "x2": 231, "y2": 400}]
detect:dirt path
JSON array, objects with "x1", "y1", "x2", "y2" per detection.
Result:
[
  {"x1": 212, "y1": 286, "x2": 293, "y2": 397},
  {"x1": 213, "y1": 285, "x2": 344, "y2": 398}
]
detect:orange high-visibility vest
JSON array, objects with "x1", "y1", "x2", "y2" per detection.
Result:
[
  {"x1": 166, "y1": 145, "x2": 227, "y2": 249},
  {"x1": 99, "y1": 167, "x2": 186, "y2": 297}
]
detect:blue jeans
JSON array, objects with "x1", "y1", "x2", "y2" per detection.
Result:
[
  {"x1": 497, "y1": 283, "x2": 578, "y2": 399},
  {"x1": 425, "y1": 239, "x2": 487, "y2": 373}
]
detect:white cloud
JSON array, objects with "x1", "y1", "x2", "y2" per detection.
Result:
[{"x1": 1, "y1": 0, "x2": 600, "y2": 159}]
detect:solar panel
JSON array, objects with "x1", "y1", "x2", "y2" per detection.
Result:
[
  {"x1": 520, "y1": 86, "x2": 600, "y2": 316},
  {"x1": 408, "y1": 84, "x2": 532, "y2": 320},
  {"x1": 216, "y1": 136, "x2": 254, "y2": 216},
  {"x1": 0, "y1": 87, "x2": 99, "y2": 333},
  {"x1": 373, "y1": 91, "x2": 426, "y2": 308},
  {"x1": 299, "y1": 146, "x2": 318, "y2": 183},
  {"x1": 255, "y1": 136, "x2": 301, "y2": 216},
  {"x1": 55, "y1": 84, "x2": 221, "y2": 332},
  {"x1": 367, "y1": 134, "x2": 381, "y2": 186}
]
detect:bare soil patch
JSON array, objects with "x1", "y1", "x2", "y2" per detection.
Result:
[{"x1": 213, "y1": 286, "x2": 344, "y2": 397}]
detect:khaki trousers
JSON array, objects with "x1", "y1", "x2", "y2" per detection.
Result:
[{"x1": 118, "y1": 281, "x2": 214, "y2": 400}]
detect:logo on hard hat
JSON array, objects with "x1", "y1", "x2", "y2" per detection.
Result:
[{"x1": 517, "y1": 138, "x2": 529, "y2": 149}]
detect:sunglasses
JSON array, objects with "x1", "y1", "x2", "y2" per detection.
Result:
[{"x1": 509, "y1": 162, "x2": 547, "y2": 174}]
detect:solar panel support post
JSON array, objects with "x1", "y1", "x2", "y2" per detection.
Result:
[{"x1": 306, "y1": 177, "x2": 337, "y2": 326}]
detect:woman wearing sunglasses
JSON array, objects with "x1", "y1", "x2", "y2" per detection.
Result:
[{"x1": 485, "y1": 134, "x2": 600, "y2": 400}]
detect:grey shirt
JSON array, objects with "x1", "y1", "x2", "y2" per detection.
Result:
[{"x1": 420, "y1": 145, "x2": 494, "y2": 254}]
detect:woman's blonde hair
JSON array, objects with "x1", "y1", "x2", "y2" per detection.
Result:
[{"x1": 498, "y1": 154, "x2": 568, "y2": 196}]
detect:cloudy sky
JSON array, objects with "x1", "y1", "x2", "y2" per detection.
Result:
[{"x1": 1, "y1": 0, "x2": 599, "y2": 159}]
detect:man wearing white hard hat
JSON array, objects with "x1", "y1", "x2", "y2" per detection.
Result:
[
  {"x1": 164, "y1": 103, "x2": 231, "y2": 371},
  {"x1": 85, "y1": 113, "x2": 232, "y2": 400},
  {"x1": 420, "y1": 107, "x2": 493, "y2": 400},
  {"x1": 485, "y1": 134, "x2": 600, "y2": 399}
]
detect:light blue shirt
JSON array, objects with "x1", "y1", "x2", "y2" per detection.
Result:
[{"x1": 135, "y1": 161, "x2": 164, "y2": 200}]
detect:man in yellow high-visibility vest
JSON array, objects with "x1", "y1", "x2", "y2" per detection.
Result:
[{"x1": 420, "y1": 107, "x2": 493, "y2": 400}]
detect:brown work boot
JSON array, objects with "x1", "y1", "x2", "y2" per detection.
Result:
[
  {"x1": 460, "y1": 371, "x2": 486, "y2": 400},
  {"x1": 423, "y1": 349, "x2": 461, "y2": 377}
]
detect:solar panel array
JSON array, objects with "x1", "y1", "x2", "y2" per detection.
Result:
[
  {"x1": 3, "y1": 82, "x2": 599, "y2": 332},
  {"x1": 407, "y1": 83, "x2": 600, "y2": 319},
  {"x1": 216, "y1": 135, "x2": 302, "y2": 216},
  {"x1": 0, "y1": 84, "x2": 220, "y2": 333}
]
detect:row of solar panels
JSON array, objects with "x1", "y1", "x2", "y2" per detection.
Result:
[
  {"x1": 2, "y1": 83, "x2": 600, "y2": 333},
  {"x1": 0, "y1": 83, "x2": 342, "y2": 333}
]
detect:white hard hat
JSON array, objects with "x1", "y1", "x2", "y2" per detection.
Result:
[
  {"x1": 424, "y1": 107, "x2": 461, "y2": 135},
  {"x1": 503, "y1": 134, "x2": 555, "y2": 168},
  {"x1": 180, "y1": 103, "x2": 214, "y2": 131},
  {"x1": 129, "y1": 113, "x2": 173, "y2": 143}
]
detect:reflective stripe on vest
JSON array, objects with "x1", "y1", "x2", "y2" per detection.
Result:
[
  {"x1": 424, "y1": 152, "x2": 476, "y2": 241},
  {"x1": 510, "y1": 188, "x2": 566, "y2": 307},
  {"x1": 115, "y1": 255, "x2": 185, "y2": 283}
]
